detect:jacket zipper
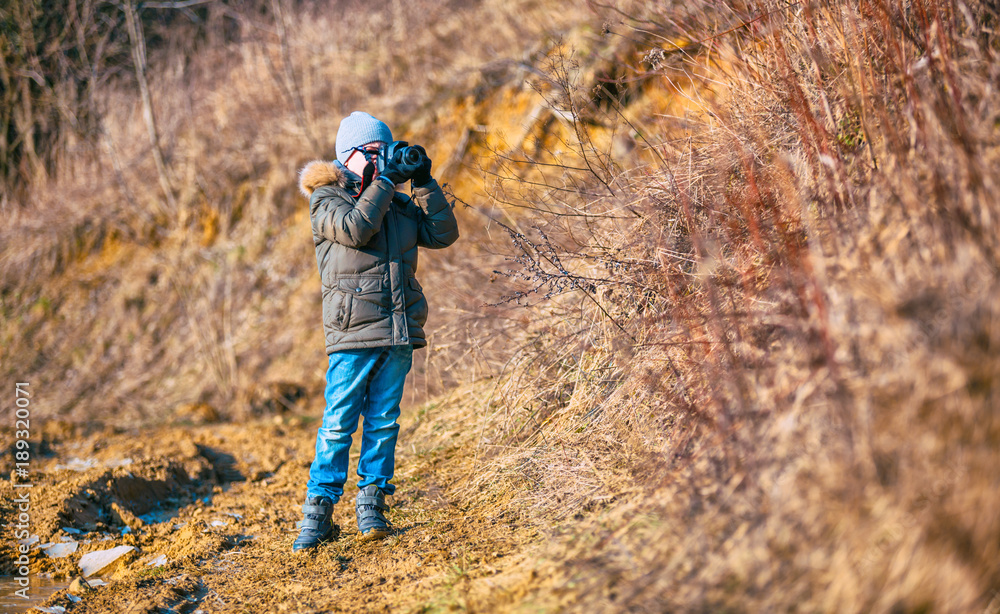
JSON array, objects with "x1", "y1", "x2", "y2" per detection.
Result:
[{"x1": 390, "y1": 197, "x2": 403, "y2": 344}]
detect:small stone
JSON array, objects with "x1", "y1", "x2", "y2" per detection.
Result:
[
  {"x1": 42, "y1": 541, "x2": 79, "y2": 558},
  {"x1": 68, "y1": 576, "x2": 93, "y2": 594},
  {"x1": 146, "y1": 554, "x2": 168, "y2": 567},
  {"x1": 78, "y1": 545, "x2": 135, "y2": 578}
]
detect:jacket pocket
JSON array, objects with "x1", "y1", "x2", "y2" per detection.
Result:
[
  {"x1": 323, "y1": 287, "x2": 350, "y2": 331},
  {"x1": 341, "y1": 292, "x2": 353, "y2": 329},
  {"x1": 337, "y1": 276, "x2": 384, "y2": 329}
]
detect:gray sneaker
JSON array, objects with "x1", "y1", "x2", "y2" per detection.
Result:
[
  {"x1": 292, "y1": 495, "x2": 338, "y2": 552},
  {"x1": 355, "y1": 485, "x2": 391, "y2": 542}
]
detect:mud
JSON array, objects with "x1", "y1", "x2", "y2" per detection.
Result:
[{"x1": 1, "y1": 397, "x2": 545, "y2": 613}]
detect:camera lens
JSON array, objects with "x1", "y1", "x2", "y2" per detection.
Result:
[{"x1": 402, "y1": 147, "x2": 422, "y2": 166}]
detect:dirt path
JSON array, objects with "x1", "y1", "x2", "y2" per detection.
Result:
[{"x1": 2, "y1": 393, "x2": 547, "y2": 613}]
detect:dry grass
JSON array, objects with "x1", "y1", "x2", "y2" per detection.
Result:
[{"x1": 448, "y1": 0, "x2": 1000, "y2": 611}]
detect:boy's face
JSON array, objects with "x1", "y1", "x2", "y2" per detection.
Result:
[{"x1": 345, "y1": 141, "x2": 384, "y2": 177}]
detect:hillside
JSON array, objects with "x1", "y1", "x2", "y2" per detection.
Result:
[{"x1": 3, "y1": 0, "x2": 1000, "y2": 612}]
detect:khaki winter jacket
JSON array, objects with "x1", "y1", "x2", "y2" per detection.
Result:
[{"x1": 299, "y1": 160, "x2": 459, "y2": 353}]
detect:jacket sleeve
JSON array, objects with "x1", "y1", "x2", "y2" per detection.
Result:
[
  {"x1": 411, "y1": 178, "x2": 460, "y2": 249},
  {"x1": 310, "y1": 179, "x2": 396, "y2": 248}
]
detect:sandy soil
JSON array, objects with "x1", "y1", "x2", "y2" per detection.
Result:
[{"x1": 1, "y1": 395, "x2": 548, "y2": 613}]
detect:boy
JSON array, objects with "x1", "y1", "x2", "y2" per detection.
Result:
[{"x1": 294, "y1": 111, "x2": 459, "y2": 551}]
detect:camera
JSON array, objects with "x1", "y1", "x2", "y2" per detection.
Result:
[{"x1": 377, "y1": 141, "x2": 424, "y2": 174}]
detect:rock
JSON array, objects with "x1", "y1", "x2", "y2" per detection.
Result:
[
  {"x1": 146, "y1": 553, "x2": 168, "y2": 567},
  {"x1": 41, "y1": 541, "x2": 79, "y2": 558},
  {"x1": 78, "y1": 545, "x2": 135, "y2": 578},
  {"x1": 68, "y1": 576, "x2": 93, "y2": 594},
  {"x1": 53, "y1": 457, "x2": 97, "y2": 472}
]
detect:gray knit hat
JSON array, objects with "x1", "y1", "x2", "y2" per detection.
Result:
[{"x1": 335, "y1": 112, "x2": 393, "y2": 164}]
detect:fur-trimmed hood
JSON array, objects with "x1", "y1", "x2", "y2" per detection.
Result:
[{"x1": 298, "y1": 160, "x2": 350, "y2": 197}]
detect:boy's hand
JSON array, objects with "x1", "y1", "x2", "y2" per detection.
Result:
[
  {"x1": 411, "y1": 145, "x2": 433, "y2": 186},
  {"x1": 379, "y1": 157, "x2": 411, "y2": 185}
]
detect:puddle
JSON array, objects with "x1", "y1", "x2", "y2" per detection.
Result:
[{"x1": 0, "y1": 577, "x2": 69, "y2": 613}]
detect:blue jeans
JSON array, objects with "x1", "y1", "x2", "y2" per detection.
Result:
[{"x1": 306, "y1": 345, "x2": 413, "y2": 502}]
